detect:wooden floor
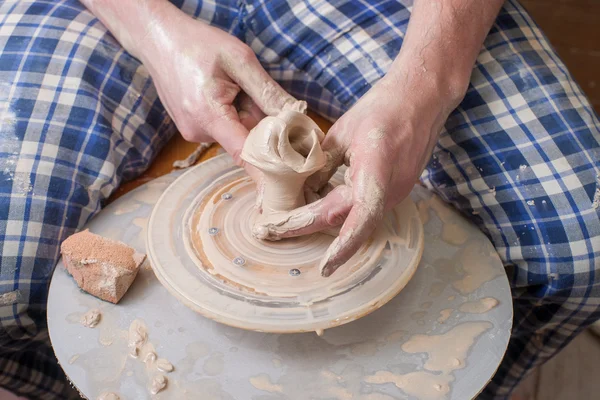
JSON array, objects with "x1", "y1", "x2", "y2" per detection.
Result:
[
  {"x1": 513, "y1": 330, "x2": 600, "y2": 400},
  {"x1": 107, "y1": 1, "x2": 600, "y2": 399}
]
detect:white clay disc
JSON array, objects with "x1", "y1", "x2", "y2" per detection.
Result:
[{"x1": 147, "y1": 154, "x2": 424, "y2": 333}]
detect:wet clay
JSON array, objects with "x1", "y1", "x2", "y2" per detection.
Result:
[
  {"x1": 418, "y1": 197, "x2": 469, "y2": 246},
  {"x1": 240, "y1": 110, "x2": 327, "y2": 240},
  {"x1": 128, "y1": 319, "x2": 148, "y2": 358},
  {"x1": 249, "y1": 373, "x2": 283, "y2": 393},
  {"x1": 81, "y1": 309, "x2": 101, "y2": 328},
  {"x1": 365, "y1": 322, "x2": 493, "y2": 399},
  {"x1": 127, "y1": 319, "x2": 174, "y2": 395},
  {"x1": 452, "y1": 243, "x2": 504, "y2": 294},
  {"x1": 97, "y1": 393, "x2": 120, "y2": 400},
  {"x1": 156, "y1": 358, "x2": 174, "y2": 372},
  {"x1": 437, "y1": 308, "x2": 453, "y2": 324},
  {"x1": 364, "y1": 371, "x2": 452, "y2": 400},
  {"x1": 151, "y1": 150, "x2": 424, "y2": 334},
  {"x1": 459, "y1": 297, "x2": 499, "y2": 314},
  {"x1": 402, "y1": 321, "x2": 492, "y2": 374},
  {"x1": 150, "y1": 374, "x2": 168, "y2": 394}
]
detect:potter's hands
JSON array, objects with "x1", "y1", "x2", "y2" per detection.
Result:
[
  {"x1": 262, "y1": 76, "x2": 454, "y2": 277},
  {"x1": 249, "y1": 0, "x2": 503, "y2": 276},
  {"x1": 82, "y1": 0, "x2": 304, "y2": 173},
  {"x1": 138, "y1": 20, "x2": 305, "y2": 167}
]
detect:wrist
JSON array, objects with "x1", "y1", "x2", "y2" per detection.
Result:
[
  {"x1": 81, "y1": 0, "x2": 169, "y2": 60},
  {"x1": 383, "y1": 57, "x2": 469, "y2": 116}
]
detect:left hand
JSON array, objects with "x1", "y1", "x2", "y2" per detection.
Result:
[{"x1": 256, "y1": 74, "x2": 452, "y2": 277}]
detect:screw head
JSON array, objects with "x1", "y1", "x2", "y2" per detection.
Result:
[
  {"x1": 289, "y1": 268, "x2": 301, "y2": 276},
  {"x1": 208, "y1": 227, "x2": 219, "y2": 235},
  {"x1": 221, "y1": 193, "x2": 233, "y2": 200},
  {"x1": 233, "y1": 257, "x2": 246, "y2": 266}
]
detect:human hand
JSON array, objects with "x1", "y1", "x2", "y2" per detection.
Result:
[
  {"x1": 137, "y1": 8, "x2": 306, "y2": 174},
  {"x1": 83, "y1": 0, "x2": 304, "y2": 177},
  {"x1": 256, "y1": 75, "x2": 454, "y2": 277}
]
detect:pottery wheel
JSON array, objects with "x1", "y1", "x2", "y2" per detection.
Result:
[
  {"x1": 47, "y1": 159, "x2": 513, "y2": 400},
  {"x1": 147, "y1": 155, "x2": 424, "y2": 333}
]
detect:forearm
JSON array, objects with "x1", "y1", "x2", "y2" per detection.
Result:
[
  {"x1": 386, "y1": 0, "x2": 504, "y2": 114},
  {"x1": 79, "y1": 0, "x2": 177, "y2": 60}
]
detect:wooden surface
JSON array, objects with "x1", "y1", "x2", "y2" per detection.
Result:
[
  {"x1": 513, "y1": 331, "x2": 600, "y2": 400},
  {"x1": 520, "y1": 0, "x2": 600, "y2": 112},
  {"x1": 105, "y1": 2, "x2": 600, "y2": 399}
]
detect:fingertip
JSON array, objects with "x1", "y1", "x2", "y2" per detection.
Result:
[
  {"x1": 318, "y1": 201, "x2": 383, "y2": 277},
  {"x1": 274, "y1": 185, "x2": 352, "y2": 239}
]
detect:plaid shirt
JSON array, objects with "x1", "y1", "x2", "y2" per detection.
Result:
[{"x1": 1, "y1": 0, "x2": 599, "y2": 399}]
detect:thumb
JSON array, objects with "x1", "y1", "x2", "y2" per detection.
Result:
[
  {"x1": 208, "y1": 116, "x2": 262, "y2": 182},
  {"x1": 222, "y1": 49, "x2": 306, "y2": 116}
]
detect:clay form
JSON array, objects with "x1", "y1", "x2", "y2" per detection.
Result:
[
  {"x1": 80, "y1": 309, "x2": 101, "y2": 328},
  {"x1": 240, "y1": 110, "x2": 327, "y2": 240},
  {"x1": 147, "y1": 154, "x2": 425, "y2": 333},
  {"x1": 61, "y1": 229, "x2": 145, "y2": 303}
]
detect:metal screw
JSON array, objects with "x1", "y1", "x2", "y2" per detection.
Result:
[
  {"x1": 289, "y1": 268, "x2": 301, "y2": 276},
  {"x1": 221, "y1": 193, "x2": 233, "y2": 200},
  {"x1": 208, "y1": 227, "x2": 219, "y2": 235},
  {"x1": 233, "y1": 257, "x2": 246, "y2": 266}
]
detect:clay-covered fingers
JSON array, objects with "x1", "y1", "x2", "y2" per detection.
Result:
[
  {"x1": 319, "y1": 164, "x2": 389, "y2": 278},
  {"x1": 235, "y1": 93, "x2": 265, "y2": 130},
  {"x1": 304, "y1": 129, "x2": 349, "y2": 195},
  {"x1": 221, "y1": 49, "x2": 305, "y2": 116},
  {"x1": 252, "y1": 185, "x2": 353, "y2": 240}
]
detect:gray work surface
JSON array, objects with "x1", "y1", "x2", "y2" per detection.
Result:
[{"x1": 48, "y1": 166, "x2": 512, "y2": 400}]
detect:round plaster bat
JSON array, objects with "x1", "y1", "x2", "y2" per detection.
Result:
[{"x1": 147, "y1": 154, "x2": 424, "y2": 334}]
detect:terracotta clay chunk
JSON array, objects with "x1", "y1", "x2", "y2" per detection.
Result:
[{"x1": 60, "y1": 229, "x2": 145, "y2": 303}]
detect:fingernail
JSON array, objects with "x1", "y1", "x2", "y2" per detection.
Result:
[
  {"x1": 319, "y1": 237, "x2": 342, "y2": 277},
  {"x1": 326, "y1": 210, "x2": 345, "y2": 226},
  {"x1": 320, "y1": 259, "x2": 342, "y2": 277}
]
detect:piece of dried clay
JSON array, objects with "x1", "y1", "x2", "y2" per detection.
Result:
[
  {"x1": 150, "y1": 374, "x2": 167, "y2": 394},
  {"x1": 128, "y1": 319, "x2": 148, "y2": 358},
  {"x1": 61, "y1": 229, "x2": 145, "y2": 304},
  {"x1": 80, "y1": 309, "x2": 101, "y2": 328},
  {"x1": 156, "y1": 358, "x2": 174, "y2": 372},
  {"x1": 173, "y1": 142, "x2": 212, "y2": 169},
  {"x1": 144, "y1": 351, "x2": 157, "y2": 364}
]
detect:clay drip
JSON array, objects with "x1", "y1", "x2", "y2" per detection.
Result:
[{"x1": 241, "y1": 110, "x2": 327, "y2": 228}]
